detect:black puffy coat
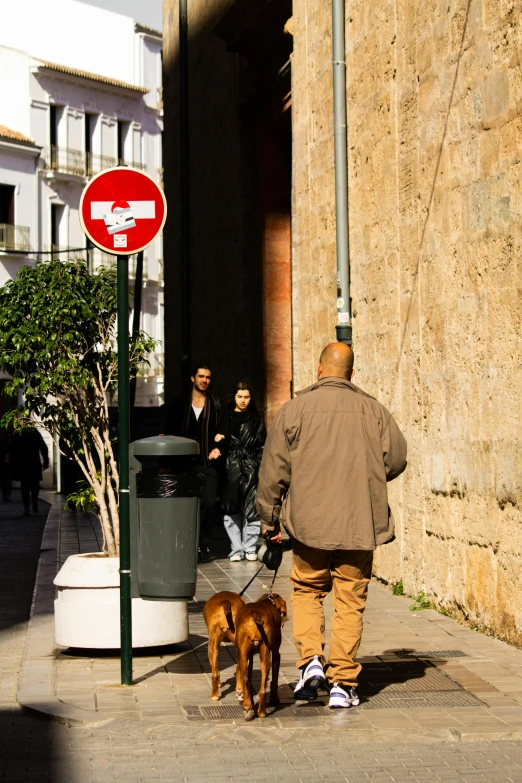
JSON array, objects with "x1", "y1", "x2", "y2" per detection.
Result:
[{"x1": 219, "y1": 408, "x2": 266, "y2": 520}]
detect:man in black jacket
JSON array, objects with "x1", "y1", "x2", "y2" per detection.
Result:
[{"x1": 165, "y1": 364, "x2": 222, "y2": 561}]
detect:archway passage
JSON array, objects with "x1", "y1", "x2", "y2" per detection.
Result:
[{"x1": 163, "y1": 0, "x2": 293, "y2": 421}]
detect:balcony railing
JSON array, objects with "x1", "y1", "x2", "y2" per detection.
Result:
[
  {"x1": 140, "y1": 352, "x2": 164, "y2": 378},
  {"x1": 0, "y1": 223, "x2": 30, "y2": 252},
  {"x1": 37, "y1": 245, "x2": 87, "y2": 262},
  {"x1": 88, "y1": 250, "x2": 151, "y2": 281},
  {"x1": 129, "y1": 254, "x2": 148, "y2": 280},
  {"x1": 87, "y1": 152, "x2": 146, "y2": 176},
  {"x1": 88, "y1": 247, "x2": 118, "y2": 273},
  {"x1": 43, "y1": 146, "x2": 146, "y2": 178}
]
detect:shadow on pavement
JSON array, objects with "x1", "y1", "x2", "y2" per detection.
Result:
[{"x1": 0, "y1": 492, "x2": 64, "y2": 782}]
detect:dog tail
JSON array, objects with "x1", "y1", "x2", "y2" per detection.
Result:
[
  {"x1": 221, "y1": 600, "x2": 235, "y2": 633},
  {"x1": 252, "y1": 611, "x2": 265, "y2": 627}
]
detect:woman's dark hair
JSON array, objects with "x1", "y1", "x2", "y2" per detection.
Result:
[{"x1": 228, "y1": 381, "x2": 259, "y2": 415}]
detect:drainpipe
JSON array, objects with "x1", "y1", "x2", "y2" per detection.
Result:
[
  {"x1": 179, "y1": 0, "x2": 191, "y2": 376},
  {"x1": 332, "y1": 0, "x2": 352, "y2": 346}
]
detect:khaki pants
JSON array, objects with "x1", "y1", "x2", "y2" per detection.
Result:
[{"x1": 290, "y1": 540, "x2": 373, "y2": 686}]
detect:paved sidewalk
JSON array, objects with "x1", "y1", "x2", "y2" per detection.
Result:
[
  {"x1": 16, "y1": 500, "x2": 522, "y2": 745},
  {"x1": 0, "y1": 491, "x2": 49, "y2": 708},
  {"x1": 0, "y1": 490, "x2": 56, "y2": 782}
]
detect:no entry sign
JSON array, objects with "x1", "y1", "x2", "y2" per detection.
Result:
[{"x1": 79, "y1": 166, "x2": 167, "y2": 255}]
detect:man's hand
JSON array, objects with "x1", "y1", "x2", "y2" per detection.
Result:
[
  {"x1": 214, "y1": 434, "x2": 225, "y2": 443},
  {"x1": 208, "y1": 448, "x2": 221, "y2": 461},
  {"x1": 261, "y1": 523, "x2": 282, "y2": 544}
]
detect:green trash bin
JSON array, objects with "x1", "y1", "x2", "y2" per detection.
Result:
[{"x1": 129, "y1": 436, "x2": 205, "y2": 601}]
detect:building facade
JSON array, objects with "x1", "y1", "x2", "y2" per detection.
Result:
[
  {"x1": 163, "y1": 0, "x2": 522, "y2": 643},
  {"x1": 0, "y1": 0, "x2": 164, "y2": 411}
]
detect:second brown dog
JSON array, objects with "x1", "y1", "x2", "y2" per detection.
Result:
[
  {"x1": 203, "y1": 591, "x2": 245, "y2": 700},
  {"x1": 235, "y1": 593, "x2": 287, "y2": 721}
]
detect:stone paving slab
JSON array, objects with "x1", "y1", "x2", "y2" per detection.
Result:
[
  {"x1": 6, "y1": 493, "x2": 522, "y2": 781},
  {"x1": 16, "y1": 500, "x2": 522, "y2": 743}
]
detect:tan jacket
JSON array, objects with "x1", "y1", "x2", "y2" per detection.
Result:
[{"x1": 256, "y1": 377, "x2": 407, "y2": 550}]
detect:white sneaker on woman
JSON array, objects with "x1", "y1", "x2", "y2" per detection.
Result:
[{"x1": 245, "y1": 552, "x2": 258, "y2": 561}]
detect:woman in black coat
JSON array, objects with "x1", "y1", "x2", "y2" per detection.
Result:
[{"x1": 215, "y1": 382, "x2": 266, "y2": 562}]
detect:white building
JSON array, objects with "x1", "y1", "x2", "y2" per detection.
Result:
[{"x1": 0, "y1": 0, "x2": 164, "y2": 417}]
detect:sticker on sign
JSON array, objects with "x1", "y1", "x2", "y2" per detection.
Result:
[
  {"x1": 79, "y1": 167, "x2": 167, "y2": 256},
  {"x1": 103, "y1": 203, "x2": 136, "y2": 235}
]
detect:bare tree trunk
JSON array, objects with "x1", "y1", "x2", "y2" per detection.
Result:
[{"x1": 93, "y1": 480, "x2": 117, "y2": 557}]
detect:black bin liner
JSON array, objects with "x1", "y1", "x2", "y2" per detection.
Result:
[{"x1": 136, "y1": 472, "x2": 205, "y2": 499}]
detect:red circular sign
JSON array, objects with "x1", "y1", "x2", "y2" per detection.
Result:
[{"x1": 79, "y1": 167, "x2": 167, "y2": 255}]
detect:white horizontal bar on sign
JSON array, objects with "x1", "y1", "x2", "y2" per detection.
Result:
[{"x1": 90, "y1": 201, "x2": 156, "y2": 219}]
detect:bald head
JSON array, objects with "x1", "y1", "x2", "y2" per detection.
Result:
[{"x1": 318, "y1": 342, "x2": 355, "y2": 381}]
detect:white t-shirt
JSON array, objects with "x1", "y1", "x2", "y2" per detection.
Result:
[{"x1": 192, "y1": 405, "x2": 203, "y2": 420}]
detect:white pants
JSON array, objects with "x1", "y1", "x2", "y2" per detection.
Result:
[{"x1": 223, "y1": 513, "x2": 260, "y2": 558}]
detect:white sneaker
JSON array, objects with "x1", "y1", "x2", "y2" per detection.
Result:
[
  {"x1": 245, "y1": 552, "x2": 257, "y2": 561},
  {"x1": 229, "y1": 554, "x2": 243, "y2": 562},
  {"x1": 293, "y1": 655, "x2": 325, "y2": 700},
  {"x1": 328, "y1": 682, "x2": 360, "y2": 708}
]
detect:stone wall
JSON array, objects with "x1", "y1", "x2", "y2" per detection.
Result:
[{"x1": 291, "y1": 0, "x2": 522, "y2": 643}]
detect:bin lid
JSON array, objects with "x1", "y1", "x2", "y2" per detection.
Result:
[{"x1": 129, "y1": 435, "x2": 200, "y2": 456}]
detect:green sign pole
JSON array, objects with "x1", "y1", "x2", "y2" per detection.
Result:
[{"x1": 117, "y1": 253, "x2": 132, "y2": 685}]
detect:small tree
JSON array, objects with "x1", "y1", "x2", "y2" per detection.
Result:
[{"x1": 0, "y1": 260, "x2": 156, "y2": 556}]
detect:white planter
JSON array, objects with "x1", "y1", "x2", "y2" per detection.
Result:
[{"x1": 54, "y1": 553, "x2": 189, "y2": 649}]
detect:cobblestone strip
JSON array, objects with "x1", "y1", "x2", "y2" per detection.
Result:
[
  {"x1": 0, "y1": 493, "x2": 48, "y2": 708},
  {"x1": 16, "y1": 501, "x2": 103, "y2": 725}
]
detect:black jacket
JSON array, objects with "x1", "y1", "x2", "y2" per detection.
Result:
[
  {"x1": 10, "y1": 429, "x2": 49, "y2": 483},
  {"x1": 165, "y1": 392, "x2": 221, "y2": 467},
  {"x1": 219, "y1": 407, "x2": 266, "y2": 520}
]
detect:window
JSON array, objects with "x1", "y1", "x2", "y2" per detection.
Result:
[
  {"x1": 85, "y1": 113, "x2": 96, "y2": 175},
  {"x1": 50, "y1": 105, "x2": 58, "y2": 147},
  {"x1": 49, "y1": 105, "x2": 63, "y2": 169},
  {"x1": 85, "y1": 113, "x2": 92, "y2": 155},
  {"x1": 117, "y1": 120, "x2": 130, "y2": 164},
  {"x1": 51, "y1": 203, "x2": 65, "y2": 256},
  {"x1": 0, "y1": 185, "x2": 15, "y2": 225}
]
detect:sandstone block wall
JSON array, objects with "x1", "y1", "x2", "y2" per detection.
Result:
[{"x1": 292, "y1": 0, "x2": 522, "y2": 642}]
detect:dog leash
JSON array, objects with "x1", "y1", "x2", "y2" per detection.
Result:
[{"x1": 238, "y1": 564, "x2": 265, "y2": 597}]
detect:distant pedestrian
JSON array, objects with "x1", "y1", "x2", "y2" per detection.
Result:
[
  {"x1": 11, "y1": 427, "x2": 49, "y2": 515},
  {"x1": 257, "y1": 343, "x2": 407, "y2": 709},
  {"x1": 216, "y1": 382, "x2": 266, "y2": 562},
  {"x1": 0, "y1": 429, "x2": 12, "y2": 502},
  {"x1": 165, "y1": 364, "x2": 222, "y2": 562}
]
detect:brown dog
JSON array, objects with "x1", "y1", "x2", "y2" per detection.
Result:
[
  {"x1": 203, "y1": 591, "x2": 245, "y2": 700},
  {"x1": 234, "y1": 593, "x2": 287, "y2": 720}
]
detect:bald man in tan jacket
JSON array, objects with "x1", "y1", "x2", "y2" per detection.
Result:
[{"x1": 256, "y1": 343, "x2": 407, "y2": 708}]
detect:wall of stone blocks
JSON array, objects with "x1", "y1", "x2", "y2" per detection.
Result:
[{"x1": 291, "y1": 0, "x2": 522, "y2": 642}]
